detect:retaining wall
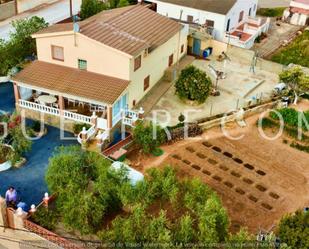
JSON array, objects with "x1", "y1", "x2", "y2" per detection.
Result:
[{"x1": 199, "y1": 101, "x2": 279, "y2": 130}]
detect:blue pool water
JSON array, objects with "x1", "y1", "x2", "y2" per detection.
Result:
[
  {"x1": 0, "y1": 82, "x2": 15, "y2": 114},
  {"x1": 0, "y1": 82, "x2": 78, "y2": 206}
]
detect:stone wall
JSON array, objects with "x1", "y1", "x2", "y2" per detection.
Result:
[
  {"x1": 199, "y1": 101, "x2": 279, "y2": 130},
  {"x1": 0, "y1": 1, "x2": 16, "y2": 21}
]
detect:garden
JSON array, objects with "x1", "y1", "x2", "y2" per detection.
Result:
[
  {"x1": 26, "y1": 144, "x2": 308, "y2": 248},
  {"x1": 260, "y1": 107, "x2": 309, "y2": 153},
  {"x1": 271, "y1": 30, "x2": 309, "y2": 68},
  {"x1": 257, "y1": 8, "x2": 285, "y2": 17}
]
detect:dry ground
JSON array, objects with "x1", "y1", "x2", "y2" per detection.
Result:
[{"x1": 128, "y1": 106, "x2": 309, "y2": 233}]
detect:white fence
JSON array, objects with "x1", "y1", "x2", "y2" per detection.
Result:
[
  {"x1": 19, "y1": 99, "x2": 60, "y2": 116},
  {"x1": 63, "y1": 110, "x2": 92, "y2": 124},
  {"x1": 19, "y1": 99, "x2": 92, "y2": 124}
]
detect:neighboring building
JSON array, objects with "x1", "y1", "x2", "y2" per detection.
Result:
[
  {"x1": 283, "y1": 0, "x2": 309, "y2": 26},
  {"x1": 12, "y1": 4, "x2": 188, "y2": 142},
  {"x1": 145, "y1": 0, "x2": 271, "y2": 49},
  {"x1": 0, "y1": 0, "x2": 58, "y2": 21}
]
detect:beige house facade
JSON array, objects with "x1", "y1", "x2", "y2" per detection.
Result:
[{"x1": 12, "y1": 4, "x2": 188, "y2": 142}]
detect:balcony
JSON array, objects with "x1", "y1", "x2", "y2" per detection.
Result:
[{"x1": 225, "y1": 17, "x2": 271, "y2": 49}]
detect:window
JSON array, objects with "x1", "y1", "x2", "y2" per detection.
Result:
[
  {"x1": 168, "y1": 54, "x2": 174, "y2": 67},
  {"x1": 249, "y1": 8, "x2": 252, "y2": 16},
  {"x1": 78, "y1": 59, "x2": 87, "y2": 70},
  {"x1": 253, "y1": 4, "x2": 256, "y2": 11},
  {"x1": 239, "y1": 11, "x2": 244, "y2": 22},
  {"x1": 187, "y1": 15, "x2": 193, "y2": 23},
  {"x1": 51, "y1": 45, "x2": 64, "y2": 61},
  {"x1": 134, "y1": 55, "x2": 141, "y2": 71},
  {"x1": 206, "y1": 20, "x2": 215, "y2": 28},
  {"x1": 226, "y1": 19, "x2": 231, "y2": 32},
  {"x1": 181, "y1": 44, "x2": 184, "y2": 53},
  {"x1": 144, "y1": 75, "x2": 150, "y2": 91}
]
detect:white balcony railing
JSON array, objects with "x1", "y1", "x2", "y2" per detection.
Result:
[
  {"x1": 19, "y1": 99, "x2": 92, "y2": 124},
  {"x1": 77, "y1": 125, "x2": 97, "y2": 144},
  {"x1": 63, "y1": 110, "x2": 92, "y2": 124},
  {"x1": 19, "y1": 99, "x2": 60, "y2": 116}
]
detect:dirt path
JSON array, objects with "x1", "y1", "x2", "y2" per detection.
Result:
[{"x1": 128, "y1": 111, "x2": 309, "y2": 233}]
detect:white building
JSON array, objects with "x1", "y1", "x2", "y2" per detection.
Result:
[
  {"x1": 146, "y1": 0, "x2": 270, "y2": 49},
  {"x1": 283, "y1": 0, "x2": 309, "y2": 26}
]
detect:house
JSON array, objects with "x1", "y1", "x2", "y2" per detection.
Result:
[
  {"x1": 283, "y1": 0, "x2": 309, "y2": 26},
  {"x1": 145, "y1": 0, "x2": 271, "y2": 49},
  {"x1": 12, "y1": 4, "x2": 188, "y2": 143}
]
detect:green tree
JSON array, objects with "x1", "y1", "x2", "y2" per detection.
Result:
[
  {"x1": 279, "y1": 66, "x2": 309, "y2": 104},
  {"x1": 174, "y1": 214, "x2": 195, "y2": 244},
  {"x1": 133, "y1": 120, "x2": 167, "y2": 154},
  {"x1": 0, "y1": 16, "x2": 48, "y2": 76},
  {"x1": 278, "y1": 210, "x2": 309, "y2": 249},
  {"x1": 45, "y1": 146, "x2": 129, "y2": 234},
  {"x1": 80, "y1": 0, "x2": 106, "y2": 20},
  {"x1": 175, "y1": 65, "x2": 212, "y2": 104},
  {"x1": 100, "y1": 167, "x2": 229, "y2": 246}
]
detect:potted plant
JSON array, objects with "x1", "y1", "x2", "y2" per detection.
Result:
[
  {"x1": 0, "y1": 144, "x2": 13, "y2": 172},
  {"x1": 30, "y1": 120, "x2": 47, "y2": 137},
  {"x1": 9, "y1": 126, "x2": 32, "y2": 167}
]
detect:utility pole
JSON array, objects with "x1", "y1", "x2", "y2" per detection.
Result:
[{"x1": 70, "y1": 0, "x2": 73, "y2": 17}]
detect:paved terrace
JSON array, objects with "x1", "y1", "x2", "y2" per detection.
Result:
[{"x1": 149, "y1": 47, "x2": 282, "y2": 126}]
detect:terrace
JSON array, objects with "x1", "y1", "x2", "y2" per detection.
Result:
[
  {"x1": 225, "y1": 16, "x2": 271, "y2": 49},
  {"x1": 19, "y1": 90, "x2": 109, "y2": 127}
]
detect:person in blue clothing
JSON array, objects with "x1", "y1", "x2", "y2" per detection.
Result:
[{"x1": 5, "y1": 186, "x2": 17, "y2": 208}]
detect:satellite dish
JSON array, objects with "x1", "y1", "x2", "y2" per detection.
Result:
[{"x1": 73, "y1": 22, "x2": 80, "y2": 33}]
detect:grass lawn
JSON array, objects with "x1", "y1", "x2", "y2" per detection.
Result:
[
  {"x1": 271, "y1": 31, "x2": 309, "y2": 67},
  {"x1": 257, "y1": 7, "x2": 286, "y2": 17}
]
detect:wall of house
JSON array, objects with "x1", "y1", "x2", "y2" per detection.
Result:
[
  {"x1": 0, "y1": 1, "x2": 16, "y2": 21},
  {"x1": 152, "y1": 1, "x2": 226, "y2": 41},
  {"x1": 225, "y1": 0, "x2": 258, "y2": 36},
  {"x1": 35, "y1": 33, "x2": 131, "y2": 80},
  {"x1": 126, "y1": 25, "x2": 188, "y2": 108},
  {"x1": 290, "y1": 0, "x2": 309, "y2": 10},
  {"x1": 149, "y1": 0, "x2": 258, "y2": 42},
  {"x1": 187, "y1": 37, "x2": 228, "y2": 57}
]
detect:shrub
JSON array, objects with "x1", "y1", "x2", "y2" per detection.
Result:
[
  {"x1": 31, "y1": 207, "x2": 59, "y2": 230},
  {"x1": 270, "y1": 108, "x2": 309, "y2": 130},
  {"x1": 272, "y1": 31, "x2": 309, "y2": 67},
  {"x1": 133, "y1": 120, "x2": 167, "y2": 154},
  {"x1": 175, "y1": 65, "x2": 212, "y2": 103},
  {"x1": 73, "y1": 122, "x2": 91, "y2": 134},
  {"x1": 278, "y1": 210, "x2": 309, "y2": 249},
  {"x1": 257, "y1": 8, "x2": 285, "y2": 17}
]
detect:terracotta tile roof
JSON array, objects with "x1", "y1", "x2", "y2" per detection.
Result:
[
  {"x1": 12, "y1": 61, "x2": 130, "y2": 105},
  {"x1": 34, "y1": 5, "x2": 182, "y2": 56},
  {"x1": 35, "y1": 22, "x2": 74, "y2": 35},
  {"x1": 156, "y1": 0, "x2": 237, "y2": 15}
]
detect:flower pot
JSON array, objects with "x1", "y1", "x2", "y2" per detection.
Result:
[{"x1": 0, "y1": 144, "x2": 13, "y2": 172}]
